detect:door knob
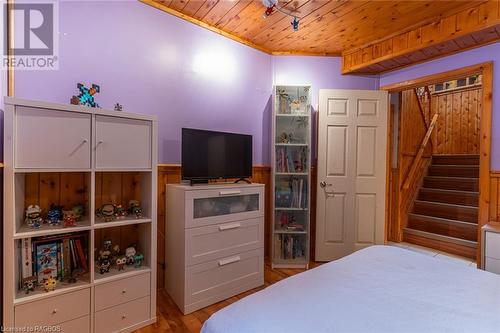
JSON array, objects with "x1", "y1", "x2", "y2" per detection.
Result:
[{"x1": 320, "y1": 181, "x2": 326, "y2": 188}]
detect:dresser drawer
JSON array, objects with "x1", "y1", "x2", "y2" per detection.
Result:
[
  {"x1": 485, "y1": 257, "x2": 500, "y2": 275},
  {"x1": 59, "y1": 315, "x2": 90, "y2": 333},
  {"x1": 185, "y1": 186, "x2": 264, "y2": 228},
  {"x1": 485, "y1": 231, "x2": 500, "y2": 259},
  {"x1": 15, "y1": 288, "x2": 90, "y2": 327},
  {"x1": 186, "y1": 218, "x2": 263, "y2": 266},
  {"x1": 95, "y1": 296, "x2": 150, "y2": 333},
  {"x1": 185, "y1": 248, "x2": 263, "y2": 313},
  {"x1": 95, "y1": 272, "x2": 150, "y2": 311}
]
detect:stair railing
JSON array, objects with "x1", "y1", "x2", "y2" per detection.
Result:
[{"x1": 402, "y1": 112, "x2": 439, "y2": 190}]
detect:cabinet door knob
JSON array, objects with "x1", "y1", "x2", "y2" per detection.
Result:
[
  {"x1": 52, "y1": 309, "x2": 57, "y2": 314},
  {"x1": 97, "y1": 140, "x2": 104, "y2": 146},
  {"x1": 82, "y1": 138, "x2": 88, "y2": 143},
  {"x1": 122, "y1": 289, "x2": 127, "y2": 294},
  {"x1": 122, "y1": 315, "x2": 126, "y2": 319}
]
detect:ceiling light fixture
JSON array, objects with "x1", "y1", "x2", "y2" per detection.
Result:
[{"x1": 262, "y1": 0, "x2": 300, "y2": 32}]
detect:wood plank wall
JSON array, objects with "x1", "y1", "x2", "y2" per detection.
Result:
[
  {"x1": 431, "y1": 87, "x2": 481, "y2": 155},
  {"x1": 489, "y1": 172, "x2": 500, "y2": 221}
]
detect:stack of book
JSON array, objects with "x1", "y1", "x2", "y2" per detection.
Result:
[
  {"x1": 20, "y1": 232, "x2": 89, "y2": 289},
  {"x1": 276, "y1": 147, "x2": 307, "y2": 173},
  {"x1": 274, "y1": 234, "x2": 305, "y2": 260}
]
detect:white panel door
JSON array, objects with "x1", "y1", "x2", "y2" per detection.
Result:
[
  {"x1": 316, "y1": 90, "x2": 388, "y2": 261},
  {"x1": 95, "y1": 115, "x2": 152, "y2": 169},
  {"x1": 15, "y1": 107, "x2": 91, "y2": 169}
]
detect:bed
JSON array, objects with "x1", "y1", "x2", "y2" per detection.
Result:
[{"x1": 201, "y1": 245, "x2": 500, "y2": 333}]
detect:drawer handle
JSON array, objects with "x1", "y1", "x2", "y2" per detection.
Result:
[
  {"x1": 122, "y1": 315, "x2": 126, "y2": 320},
  {"x1": 52, "y1": 309, "x2": 57, "y2": 314},
  {"x1": 219, "y1": 190, "x2": 241, "y2": 196},
  {"x1": 219, "y1": 223, "x2": 241, "y2": 231},
  {"x1": 122, "y1": 289, "x2": 127, "y2": 294},
  {"x1": 82, "y1": 138, "x2": 88, "y2": 143},
  {"x1": 219, "y1": 255, "x2": 241, "y2": 266},
  {"x1": 96, "y1": 140, "x2": 104, "y2": 147}
]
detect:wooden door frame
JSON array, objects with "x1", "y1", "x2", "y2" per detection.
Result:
[{"x1": 381, "y1": 62, "x2": 493, "y2": 266}]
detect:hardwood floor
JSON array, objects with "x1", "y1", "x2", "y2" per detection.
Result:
[{"x1": 134, "y1": 260, "x2": 322, "y2": 333}]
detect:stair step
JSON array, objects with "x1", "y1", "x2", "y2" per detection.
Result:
[
  {"x1": 428, "y1": 165, "x2": 479, "y2": 178},
  {"x1": 423, "y1": 176, "x2": 479, "y2": 191},
  {"x1": 403, "y1": 228, "x2": 477, "y2": 259},
  {"x1": 407, "y1": 213, "x2": 477, "y2": 241},
  {"x1": 412, "y1": 200, "x2": 478, "y2": 223},
  {"x1": 432, "y1": 154, "x2": 480, "y2": 165},
  {"x1": 418, "y1": 188, "x2": 478, "y2": 207}
]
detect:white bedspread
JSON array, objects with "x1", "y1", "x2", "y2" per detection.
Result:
[{"x1": 201, "y1": 245, "x2": 500, "y2": 333}]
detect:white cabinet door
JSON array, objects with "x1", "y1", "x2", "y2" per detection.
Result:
[
  {"x1": 95, "y1": 115, "x2": 152, "y2": 169},
  {"x1": 15, "y1": 107, "x2": 91, "y2": 169}
]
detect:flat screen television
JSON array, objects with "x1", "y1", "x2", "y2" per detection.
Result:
[{"x1": 182, "y1": 128, "x2": 252, "y2": 183}]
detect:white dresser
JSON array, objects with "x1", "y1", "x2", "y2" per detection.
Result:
[
  {"x1": 165, "y1": 183, "x2": 264, "y2": 314},
  {"x1": 482, "y1": 222, "x2": 500, "y2": 274}
]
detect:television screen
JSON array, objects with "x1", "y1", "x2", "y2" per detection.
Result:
[{"x1": 182, "y1": 128, "x2": 252, "y2": 181}]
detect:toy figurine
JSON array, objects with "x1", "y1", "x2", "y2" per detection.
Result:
[
  {"x1": 114, "y1": 103, "x2": 123, "y2": 111},
  {"x1": 114, "y1": 204, "x2": 127, "y2": 219},
  {"x1": 71, "y1": 204, "x2": 85, "y2": 221},
  {"x1": 46, "y1": 204, "x2": 63, "y2": 226},
  {"x1": 125, "y1": 246, "x2": 136, "y2": 265},
  {"x1": 25, "y1": 205, "x2": 43, "y2": 229},
  {"x1": 44, "y1": 276, "x2": 57, "y2": 292},
  {"x1": 96, "y1": 204, "x2": 116, "y2": 222},
  {"x1": 99, "y1": 258, "x2": 111, "y2": 274},
  {"x1": 128, "y1": 200, "x2": 143, "y2": 219},
  {"x1": 63, "y1": 210, "x2": 77, "y2": 227},
  {"x1": 103, "y1": 240, "x2": 112, "y2": 251},
  {"x1": 116, "y1": 256, "x2": 126, "y2": 271},
  {"x1": 134, "y1": 253, "x2": 144, "y2": 268},
  {"x1": 22, "y1": 276, "x2": 37, "y2": 294},
  {"x1": 70, "y1": 83, "x2": 100, "y2": 108}
]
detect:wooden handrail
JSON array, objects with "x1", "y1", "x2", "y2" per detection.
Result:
[
  {"x1": 413, "y1": 88, "x2": 429, "y2": 130},
  {"x1": 403, "y1": 113, "x2": 439, "y2": 190}
]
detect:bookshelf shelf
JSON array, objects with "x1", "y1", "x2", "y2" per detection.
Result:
[
  {"x1": 14, "y1": 220, "x2": 92, "y2": 240},
  {"x1": 94, "y1": 218, "x2": 152, "y2": 229},
  {"x1": 94, "y1": 266, "x2": 151, "y2": 284},
  {"x1": 14, "y1": 278, "x2": 91, "y2": 305},
  {"x1": 271, "y1": 85, "x2": 311, "y2": 269}
]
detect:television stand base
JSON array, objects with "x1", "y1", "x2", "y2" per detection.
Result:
[{"x1": 234, "y1": 178, "x2": 251, "y2": 184}]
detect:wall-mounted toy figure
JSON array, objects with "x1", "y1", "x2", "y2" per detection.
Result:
[
  {"x1": 128, "y1": 200, "x2": 143, "y2": 219},
  {"x1": 46, "y1": 204, "x2": 63, "y2": 226},
  {"x1": 96, "y1": 203, "x2": 116, "y2": 222},
  {"x1": 114, "y1": 103, "x2": 123, "y2": 111},
  {"x1": 134, "y1": 253, "x2": 144, "y2": 268},
  {"x1": 125, "y1": 246, "x2": 136, "y2": 265},
  {"x1": 116, "y1": 256, "x2": 126, "y2": 271},
  {"x1": 70, "y1": 83, "x2": 100, "y2": 108},
  {"x1": 22, "y1": 276, "x2": 37, "y2": 294},
  {"x1": 63, "y1": 210, "x2": 77, "y2": 227},
  {"x1": 44, "y1": 276, "x2": 57, "y2": 292},
  {"x1": 25, "y1": 205, "x2": 43, "y2": 229}
]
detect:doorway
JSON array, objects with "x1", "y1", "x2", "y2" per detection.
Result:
[{"x1": 383, "y1": 63, "x2": 493, "y2": 265}]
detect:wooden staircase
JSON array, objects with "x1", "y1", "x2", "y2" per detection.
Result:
[{"x1": 403, "y1": 154, "x2": 479, "y2": 259}]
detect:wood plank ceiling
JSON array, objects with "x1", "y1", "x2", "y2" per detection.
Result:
[{"x1": 142, "y1": 0, "x2": 481, "y2": 56}]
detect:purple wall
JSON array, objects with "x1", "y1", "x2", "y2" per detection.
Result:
[
  {"x1": 13, "y1": 1, "x2": 272, "y2": 164},
  {"x1": 380, "y1": 42, "x2": 500, "y2": 170}
]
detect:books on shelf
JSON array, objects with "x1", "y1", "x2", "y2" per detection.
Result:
[
  {"x1": 20, "y1": 232, "x2": 89, "y2": 289},
  {"x1": 275, "y1": 146, "x2": 308, "y2": 173},
  {"x1": 275, "y1": 177, "x2": 307, "y2": 209},
  {"x1": 274, "y1": 234, "x2": 305, "y2": 260}
]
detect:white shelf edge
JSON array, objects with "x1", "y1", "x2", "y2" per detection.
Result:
[
  {"x1": 274, "y1": 208, "x2": 308, "y2": 211},
  {"x1": 274, "y1": 230, "x2": 307, "y2": 234},
  {"x1": 14, "y1": 280, "x2": 91, "y2": 305},
  {"x1": 14, "y1": 222, "x2": 92, "y2": 239},
  {"x1": 276, "y1": 114, "x2": 310, "y2": 117},
  {"x1": 275, "y1": 172, "x2": 309, "y2": 176},
  {"x1": 93, "y1": 218, "x2": 152, "y2": 229},
  {"x1": 275, "y1": 143, "x2": 308, "y2": 146},
  {"x1": 93, "y1": 267, "x2": 151, "y2": 285}
]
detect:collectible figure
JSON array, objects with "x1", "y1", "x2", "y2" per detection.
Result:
[
  {"x1": 125, "y1": 246, "x2": 136, "y2": 265},
  {"x1": 134, "y1": 253, "x2": 144, "y2": 268},
  {"x1": 114, "y1": 103, "x2": 123, "y2": 111},
  {"x1": 63, "y1": 210, "x2": 77, "y2": 227},
  {"x1": 98, "y1": 258, "x2": 111, "y2": 274},
  {"x1": 116, "y1": 256, "x2": 126, "y2": 271},
  {"x1": 46, "y1": 204, "x2": 63, "y2": 226},
  {"x1": 22, "y1": 276, "x2": 37, "y2": 294},
  {"x1": 127, "y1": 200, "x2": 143, "y2": 219},
  {"x1": 70, "y1": 83, "x2": 100, "y2": 108},
  {"x1": 96, "y1": 204, "x2": 116, "y2": 222},
  {"x1": 25, "y1": 205, "x2": 43, "y2": 229},
  {"x1": 114, "y1": 204, "x2": 128, "y2": 219},
  {"x1": 44, "y1": 276, "x2": 57, "y2": 292},
  {"x1": 71, "y1": 204, "x2": 85, "y2": 221}
]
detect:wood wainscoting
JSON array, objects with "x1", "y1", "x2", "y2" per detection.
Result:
[
  {"x1": 156, "y1": 164, "x2": 317, "y2": 290},
  {"x1": 489, "y1": 172, "x2": 500, "y2": 222}
]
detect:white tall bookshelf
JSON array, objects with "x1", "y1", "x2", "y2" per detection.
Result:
[
  {"x1": 271, "y1": 85, "x2": 311, "y2": 269},
  {"x1": 3, "y1": 97, "x2": 157, "y2": 333}
]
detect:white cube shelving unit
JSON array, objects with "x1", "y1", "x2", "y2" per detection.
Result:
[
  {"x1": 3, "y1": 97, "x2": 157, "y2": 333},
  {"x1": 271, "y1": 85, "x2": 312, "y2": 269}
]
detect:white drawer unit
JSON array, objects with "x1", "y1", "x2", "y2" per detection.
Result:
[
  {"x1": 482, "y1": 223, "x2": 500, "y2": 275},
  {"x1": 94, "y1": 296, "x2": 150, "y2": 333},
  {"x1": 166, "y1": 183, "x2": 265, "y2": 314},
  {"x1": 59, "y1": 316, "x2": 91, "y2": 333},
  {"x1": 95, "y1": 115, "x2": 152, "y2": 169},
  {"x1": 15, "y1": 288, "x2": 90, "y2": 327},
  {"x1": 94, "y1": 273, "x2": 151, "y2": 312},
  {"x1": 15, "y1": 106, "x2": 91, "y2": 169}
]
